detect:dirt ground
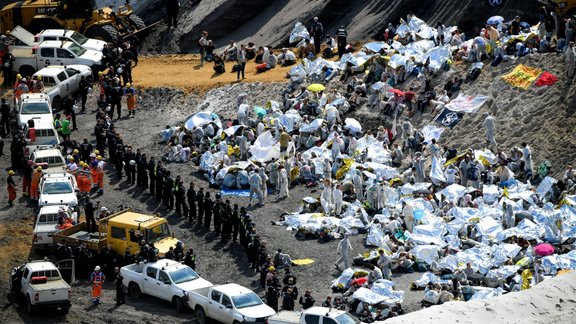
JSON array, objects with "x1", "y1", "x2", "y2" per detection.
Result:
[
  {"x1": 0, "y1": 63, "x2": 422, "y2": 323},
  {"x1": 132, "y1": 54, "x2": 296, "y2": 94}
]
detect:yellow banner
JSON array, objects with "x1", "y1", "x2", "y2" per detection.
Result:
[{"x1": 502, "y1": 64, "x2": 542, "y2": 90}]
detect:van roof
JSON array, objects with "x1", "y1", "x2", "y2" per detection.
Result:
[
  {"x1": 108, "y1": 211, "x2": 166, "y2": 228},
  {"x1": 38, "y1": 205, "x2": 70, "y2": 214},
  {"x1": 26, "y1": 260, "x2": 58, "y2": 272},
  {"x1": 19, "y1": 93, "x2": 49, "y2": 102},
  {"x1": 35, "y1": 64, "x2": 89, "y2": 76},
  {"x1": 26, "y1": 116, "x2": 55, "y2": 129},
  {"x1": 40, "y1": 29, "x2": 75, "y2": 37},
  {"x1": 32, "y1": 148, "x2": 63, "y2": 159},
  {"x1": 38, "y1": 40, "x2": 75, "y2": 49}
]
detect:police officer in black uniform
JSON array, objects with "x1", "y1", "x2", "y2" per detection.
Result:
[
  {"x1": 187, "y1": 181, "x2": 196, "y2": 223},
  {"x1": 155, "y1": 166, "x2": 165, "y2": 201},
  {"x1": 124, "y1": 146, "x2": 136, "y2": 184},
  {"x1": 137, "y1": 153, "x2": 148, "y2": 189},
  {"x1": 213, "y1": 193, "x2": 223, "y2": 234},
  {"x1": 163, "y1": 170, "x2": 174, "y2": 209},
  {"x1": 148, "y1": 157, "x2": 157, "y2": 195},
  {"x1": 196, "y1": 187, "x2": 205, "y2": 227},
  {"x1": 220, "y1": 200, "x2": 232, "y2": 242},
  {"x1": 203, "y1": 191, "x2": 213, "y2": 230},
  {"x1": 184, "y1": 248, "x2": 196, "y2": 270},
  {"x1": 231, "y1": 204, "x2": 240, "y2": 243},
  {"x1": 174, "y1": 176, "x2": 188, "y2": 218}
]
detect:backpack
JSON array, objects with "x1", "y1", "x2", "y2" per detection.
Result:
[{"x1": 467, "y1": 163, "x2": 479, "y2": 181}]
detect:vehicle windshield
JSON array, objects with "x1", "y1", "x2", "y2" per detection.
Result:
[
  {"x1": 169, "y1": 267, "x2": 200, "y2": 284},
  {"x1": 42, "y1": 182, "x2": 73, "y2": 194},
  {"x1": 146, "y1": 223, "x2": 171, "y2": 244},
  {"x1": 21, "y1": 102, "x2": 50, "y2": 114},
  {"x1": 335, "y1": 313, "x2": 360, "y2": 324},
  {"x1": 67, "y1": 43, "x2": 87, "y2": 57},
  {"x1": 70, "y1": 32, "x2": 88, "y2": 45},
  {"x1": 231, "y1": 292, "x2": 263, "y2": 309}
]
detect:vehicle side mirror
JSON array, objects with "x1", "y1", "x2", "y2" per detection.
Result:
[{"x1": 164, "y1": 281, "x2": 171, "y2": 285}]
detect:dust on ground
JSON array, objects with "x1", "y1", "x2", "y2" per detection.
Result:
[{"x1": 133, "y1": 54, "x2": 295, "y2": 94}]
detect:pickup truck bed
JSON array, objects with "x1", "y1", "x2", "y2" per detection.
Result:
[
  {"x1": 267, "y1": 311, "x2": 300, "y2": 324},
  {"x1": 30, "y1": 280, "x2": 69, "y2": 291},
  {"x1": 191, "y1": 286, "x2": 212, "y2": 297},
  {"x1": 12, "y1": 47, "x2": 34, "y2": 58},
  {"x1": 53, "y1": 222, "x2": 107, "y2": 251}
]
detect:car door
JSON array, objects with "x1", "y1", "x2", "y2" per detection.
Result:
[
  {"x1": 56, "y1": 48, "x2": 75, "y2": 66},
  {"x1": 39, "y1": 48, "x2": 55, "y2": 67},
  {"x1": 65, "y1": 68, "x2": 80, "y2": 93},
  {"x1": 55, "y1": 259, "x2": 75, "y2": 284},
  {"x1": 56, "y1": 71, "x2": 70, "y2": 97},
  {"x1": 209, "y1": 289, "x2": 224, "y2": 322},
  {"x1": 143, "y1": 267, "x2": 159, "y2": 297},
  {"x1": 219, "y1": 294, "x2": 236, "y2": 324},
  {"x1": 156, "y1": 270, "x2": 173, "y2": 301}
]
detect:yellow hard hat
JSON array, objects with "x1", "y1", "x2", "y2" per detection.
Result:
[
  {"x1": 16, "y1": 74, "x2": 22, "y2": 80},
  {"x1": 36, "y1": 166, "x2": 42, "y2": 171},
  {"x1": 125, "y1": 83, "x2": 131, "y2": 88},
  {"x1": 8, "y1": 170, "x2": 15, "y2": 175},
  {"x1": 68, "y1": 157, "x2": 74, "y2": 161},
  {"x1": 98, "y1": 71, "x2": 104, "y2": 76},
  {"x1": 37, "y1": 75, "x2": 42, "y2": 80},
  {"x1": 96, "y1": 155, "x2": 102, "y2": 160},
  {"x1": 94, "y1": 150, "x2": 100, "y2": 155},
  {"x1": 73, "y1": 149, "x2": 79, "y2": 154},
  {"x1": 268, "y1": 266, "x2": 276, "y2": 271}
]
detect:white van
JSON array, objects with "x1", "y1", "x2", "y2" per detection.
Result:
[{"x1": 23, "y1": 117, "x2": 60, "y2": 156}]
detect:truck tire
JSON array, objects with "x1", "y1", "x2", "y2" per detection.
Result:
[
  {"x1": 174, "y1": 296, "x2": 186, "y2": 313},
  {"x1": 195, "y1": 306, "x2": 207, "y2": 324},
  {"x1": 128, "y1": 282, "x2": 141, "y2": 298},
  {"x1": 60, "y1": 305, "x2": 70, "y2": 314},
  {"x1": 85, "y1": 24, "x2": 119, "y2": 43},
  {"x1": 19, "y1": 66, "x2": 36, "y2": 78},
  {"x1": 128, "y1": 15, "x2": 146, "y2": 31},
  {"x1": 26, "y1": 296, "x2": 35, "y2": 314},
  {"x1": 52, "y1": 96, "x2": 62, "y2": 112}
]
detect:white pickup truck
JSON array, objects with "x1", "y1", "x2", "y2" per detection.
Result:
[
  {"x1": 122, "y1": 260, "x2": 213, "y2": 313},
  {"x1": 9, "y1": 260, "x2": 73, "y2": 314},
  {"x1": 267, "y1": 307, "x2": 359, "y2": 324},
  {"x1": 187, "y1": 283, "x2": 276, "y2": 324},
  {"x1": 32, "y1": 64, "x2": 93, "y2": 111},
  {"x1": 11, "y1": 25, "x2": 107, "y2": 52},
  {"x1": 29, "y1": 147, "x2": 66, "y2": 173},
  {"x1": 11, "y1": 40, "x2": 103, "y2": 77},
  {"x1": 16, "y1": 93, "x2": 52, "y2": 128},
  {"x1": 33, "y1": 205, "x2": 78, "y2": 249},
  {"x1": 38, "y1": 172, "x2": 78, "y2": 211}
]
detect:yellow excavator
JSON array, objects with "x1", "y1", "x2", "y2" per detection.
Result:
[
  {"x1": 538, "y1": 0, "x2": 576, "y2": 17},
  {"x1": 0, "y1": 0, "x2": 148, "y2": 42}
]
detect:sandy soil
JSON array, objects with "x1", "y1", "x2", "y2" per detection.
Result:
[{"x1": 132, "y1": 54, "x2": 295, "y2": 94}]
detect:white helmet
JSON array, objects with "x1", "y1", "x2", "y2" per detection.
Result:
[
  {"x1": 95, "y1": 266, "x2": 101, "y2": 271},
  {"x1": 100, "y1": 206, "x2": 108, "y2": 212},
  {"x1": 129, "y1": 160, "x2": 136, "y2": 166}
]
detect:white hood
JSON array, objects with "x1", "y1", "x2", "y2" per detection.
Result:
[
  {"x1": 177, "y1": 278, "x2": 213, "y2": 292},
  {"x1": 82, "y1": 39, "x2": 107, "y2": 52},
  {"x1": 237, "y1": 303, "x2": 276, "y2": 319}
]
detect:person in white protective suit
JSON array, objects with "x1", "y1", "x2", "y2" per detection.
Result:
[
  {"x1": 325, "y1": 105, "x2": 340, "y2": 129},
  {"x1": 320, "y1": 180, "x2": 333, "y2": 215},
  {"x1": 377, "y1": 249, "x2": 392, "y2": 280},
  {"x1": 333, "y1": 183, "x2": 343, "y2": 216},
  {"x1": 237, "y1": 104, "x2": 249, "y2": 125},
  {"x1": 347, "y1": 134, "x2": 358, "y2": 155},
  {"x1": 412, "y1": 152, "x2": 426, "y2": 183},
  {"x1": 238, "y1": 132, "x2": 249, "y2": 160},
  {"x1": 248, "y1": 169, "x2": 263, "y2": 206},
  {"x1": 401, "y1": 119, "x2": 413, "y2": 151},
  {"x1": 331, "y1": 133, "x2": 343, "y2": 161},
  {"x1": 521, "y1": 142, "x2": 533, "y2": 175},
  {"x1": 483, "y1": 112, "x2": 497, "y2": 146},
  {"x1": 323, "y1": 158, "x2": 332, "y2": 180},
  {"x1": 401, "y1": 201, "x2": 415, "y2": 233},
  {"x1": 365, "y1": 181, "x2": 378, "y2": 210},
  {"x1": 268, "y1": 159, "x2": 279, "y2": 192},
  {"x1": 335, "y1": 234, "x2": 353, "y2": 269},
  {"x1": 352, "y1": 170, "x2": 363, "y2": 200},
  {"x1": 259, "y1": 167, "x2": 269, "y2": 199},
  {"x1": 278, "y1": 164, "x2": 290, "y2": 198},
  {"x1": 376, "y1": 181, "x2": 387, "y2": 210}
]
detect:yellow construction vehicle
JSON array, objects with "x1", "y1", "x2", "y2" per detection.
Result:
[
  {"x1": 538, "y1": 0, "x2": 576, "y2": 16},
  {"x1": 0, "y1": 0, "x2": 147, "y2": 42}
]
